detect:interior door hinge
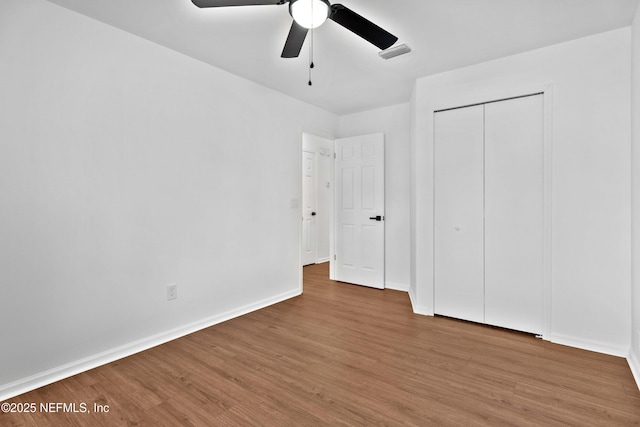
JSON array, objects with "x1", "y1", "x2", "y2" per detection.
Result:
[
  {"x1": 334, "y1": 254, "x2": 337, "y2": 260},
  {"x1": 334, "y1": 153, "x2": 336, "y2": 159}
]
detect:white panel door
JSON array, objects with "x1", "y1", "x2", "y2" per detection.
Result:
[
  {"x1": 484, "y1": 95, "x2": 544, "y2": 334},
  {"x1": 302, "y1": 150, "x2": 317, "y2": 266},
  {"x1": 335, "y1": 133, "x2": 385, "y2": 289},
  {"x1": 434, "y1": 105, "x2": 485, "y2": 323}
]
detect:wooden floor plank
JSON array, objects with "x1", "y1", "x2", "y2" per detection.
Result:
[{"x1": 1, "y1": 262, "x2": 639, "y2": 425}]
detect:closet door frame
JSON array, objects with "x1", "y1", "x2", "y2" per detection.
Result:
[{"x1": 431, "y1": 84, "x2": 553, "y2": 339}]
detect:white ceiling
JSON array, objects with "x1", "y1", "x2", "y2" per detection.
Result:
[{"x1": 45, "y1": 0, "x2": 639, "y2": 115}]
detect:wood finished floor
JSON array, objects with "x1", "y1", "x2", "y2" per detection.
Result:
[{"x1": 2, "y1": 262, "x2": 640, "y2": 426}]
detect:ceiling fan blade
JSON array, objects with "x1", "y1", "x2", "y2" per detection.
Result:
[
  {"x1": 191, "y1": 0, "x2": 287, "y2": 7},
  {"x1": 329, "y1": 4, "x2": 398, "y2": 50},
  {"x1": 281, "y1": 20, "x2": 308, "y2": 58}
]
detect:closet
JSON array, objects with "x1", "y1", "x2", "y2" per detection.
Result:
[{"x1": 434, "y1": 94, "x2": 544, "y2": 335}]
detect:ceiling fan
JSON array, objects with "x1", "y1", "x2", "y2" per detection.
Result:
[{"x1": 191, "y1": 0, "x2": 398, "y2": 58}]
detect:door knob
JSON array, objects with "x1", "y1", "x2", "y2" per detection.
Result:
[
  {"x1": 369, "y1": 215, "x2": 383, "y2": 221},
  {"x1": 311, "y1": 212, "x2": 316, "y2": 216}
]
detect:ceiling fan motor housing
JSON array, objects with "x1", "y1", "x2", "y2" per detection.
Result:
[{"x1": 289, "y1": 0, "x2": 331, "y2": 29}]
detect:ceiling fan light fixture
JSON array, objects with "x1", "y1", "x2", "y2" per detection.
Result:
[{"x1": 290, "y1": 0, "x2": 330, "y2": 29}]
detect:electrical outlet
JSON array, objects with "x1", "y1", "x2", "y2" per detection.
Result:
[{"x1": 167, "y1": 284, "x2": 177, "y2": 301}]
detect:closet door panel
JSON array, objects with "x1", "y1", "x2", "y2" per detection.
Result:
[
  {"x1": 434, "y1": 106, "x2": 485, "y2": 323},
  {"x1": 484, "y1": 95, "x2": 544, "y2": 334}
]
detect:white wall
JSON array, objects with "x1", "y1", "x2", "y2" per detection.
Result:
[
  {"x1": 411, "y1": 28, "x2": 632, "y2": 355},
  {"x1": 0, "y1": 0, "x2": 336, "y2": 399},
  {"x1": 630, "y1": 3, "x2": 640, "y2": 381},
  {"x1": 338, "y1": 104, "x2": 411, "y2": 291},
  {"x1": 302, "y1": 133, "x2": 334, "y2": 263}
]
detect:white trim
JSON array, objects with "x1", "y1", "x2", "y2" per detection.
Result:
[
  {"x1": 385, "y1": 281, "x2": 409, "y2": 292},
  {"x1": 298, "y1": 128, "x2": 304, "y2": 293},
  {"x1": 409, "y1": 287, "x2": 432, "y2": 316},
  {"x1": 329, "y1": 147, "x2": 336, "y2": 281},
  {"x1": 549, "y1": 333, "x2": 629, "y2": 358},
  {"x1": 316, "y1": 257, "x2": 330, "y2": 264},
  {"x1": 541, "y1": 85, "x2": 554, "y2": 340},
  {"x1": 628, "y1": 351, "x2": 640, "y2": 391},
  {"x1": 0, "y1": 289, "x2": 301, "y2": 402}
]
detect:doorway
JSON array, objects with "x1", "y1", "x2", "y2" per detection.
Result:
[
  {"x1": 301, "y1": 133, "x2": 334, "y2": 270},
  {"x1": 301, "y1": 132, "x2": 386, "y2": 290}
]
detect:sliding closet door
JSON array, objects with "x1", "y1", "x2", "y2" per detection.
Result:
[
  {"x1": 434, "y1": 105, "x2": 485, "y2": 323},
  {"x1": 484, "y1": 95, "x2": 544, "y2": 334}
]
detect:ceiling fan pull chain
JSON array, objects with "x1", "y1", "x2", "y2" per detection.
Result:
[
  {"x1": 308, "y1": 26, "x2": 314, "y2": 86},
  {"x1": 308, "y1": 0, "x2": 314, "y2": 86}
]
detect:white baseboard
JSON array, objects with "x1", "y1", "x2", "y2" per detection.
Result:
[
  {"x1": 408, "y1": 287, "x2": 432, "y2": 316},
  {"x1": 403, "y1": 290, "x2": 631, "y2": 361},
  {"x1": 0, "y1": 288, "x2": 301, "y2": 403},
  {"x1": 628, "y1": 350, "x2": 640, "y2": 391},
  {"x1": 315, "y1": 257, "x2": 330, "y2": 264},
  {"x1": 385, "y1": 282, "x2": 409, "y2": 292},
  {"x1": 548, "y1": 333, "x2": 629, "y2": 358}
]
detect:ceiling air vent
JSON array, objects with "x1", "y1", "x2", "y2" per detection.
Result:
[{"x1": 378, "y1": 43, "x2": 411, "y2": 60}]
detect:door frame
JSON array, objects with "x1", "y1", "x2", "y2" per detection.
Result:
[
  {"x1": 430, "y1": 84, "x2": 553, "y2": 339},
  {"x1": 299, "y1": 131, "x2": 336, "y2": 284}
]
